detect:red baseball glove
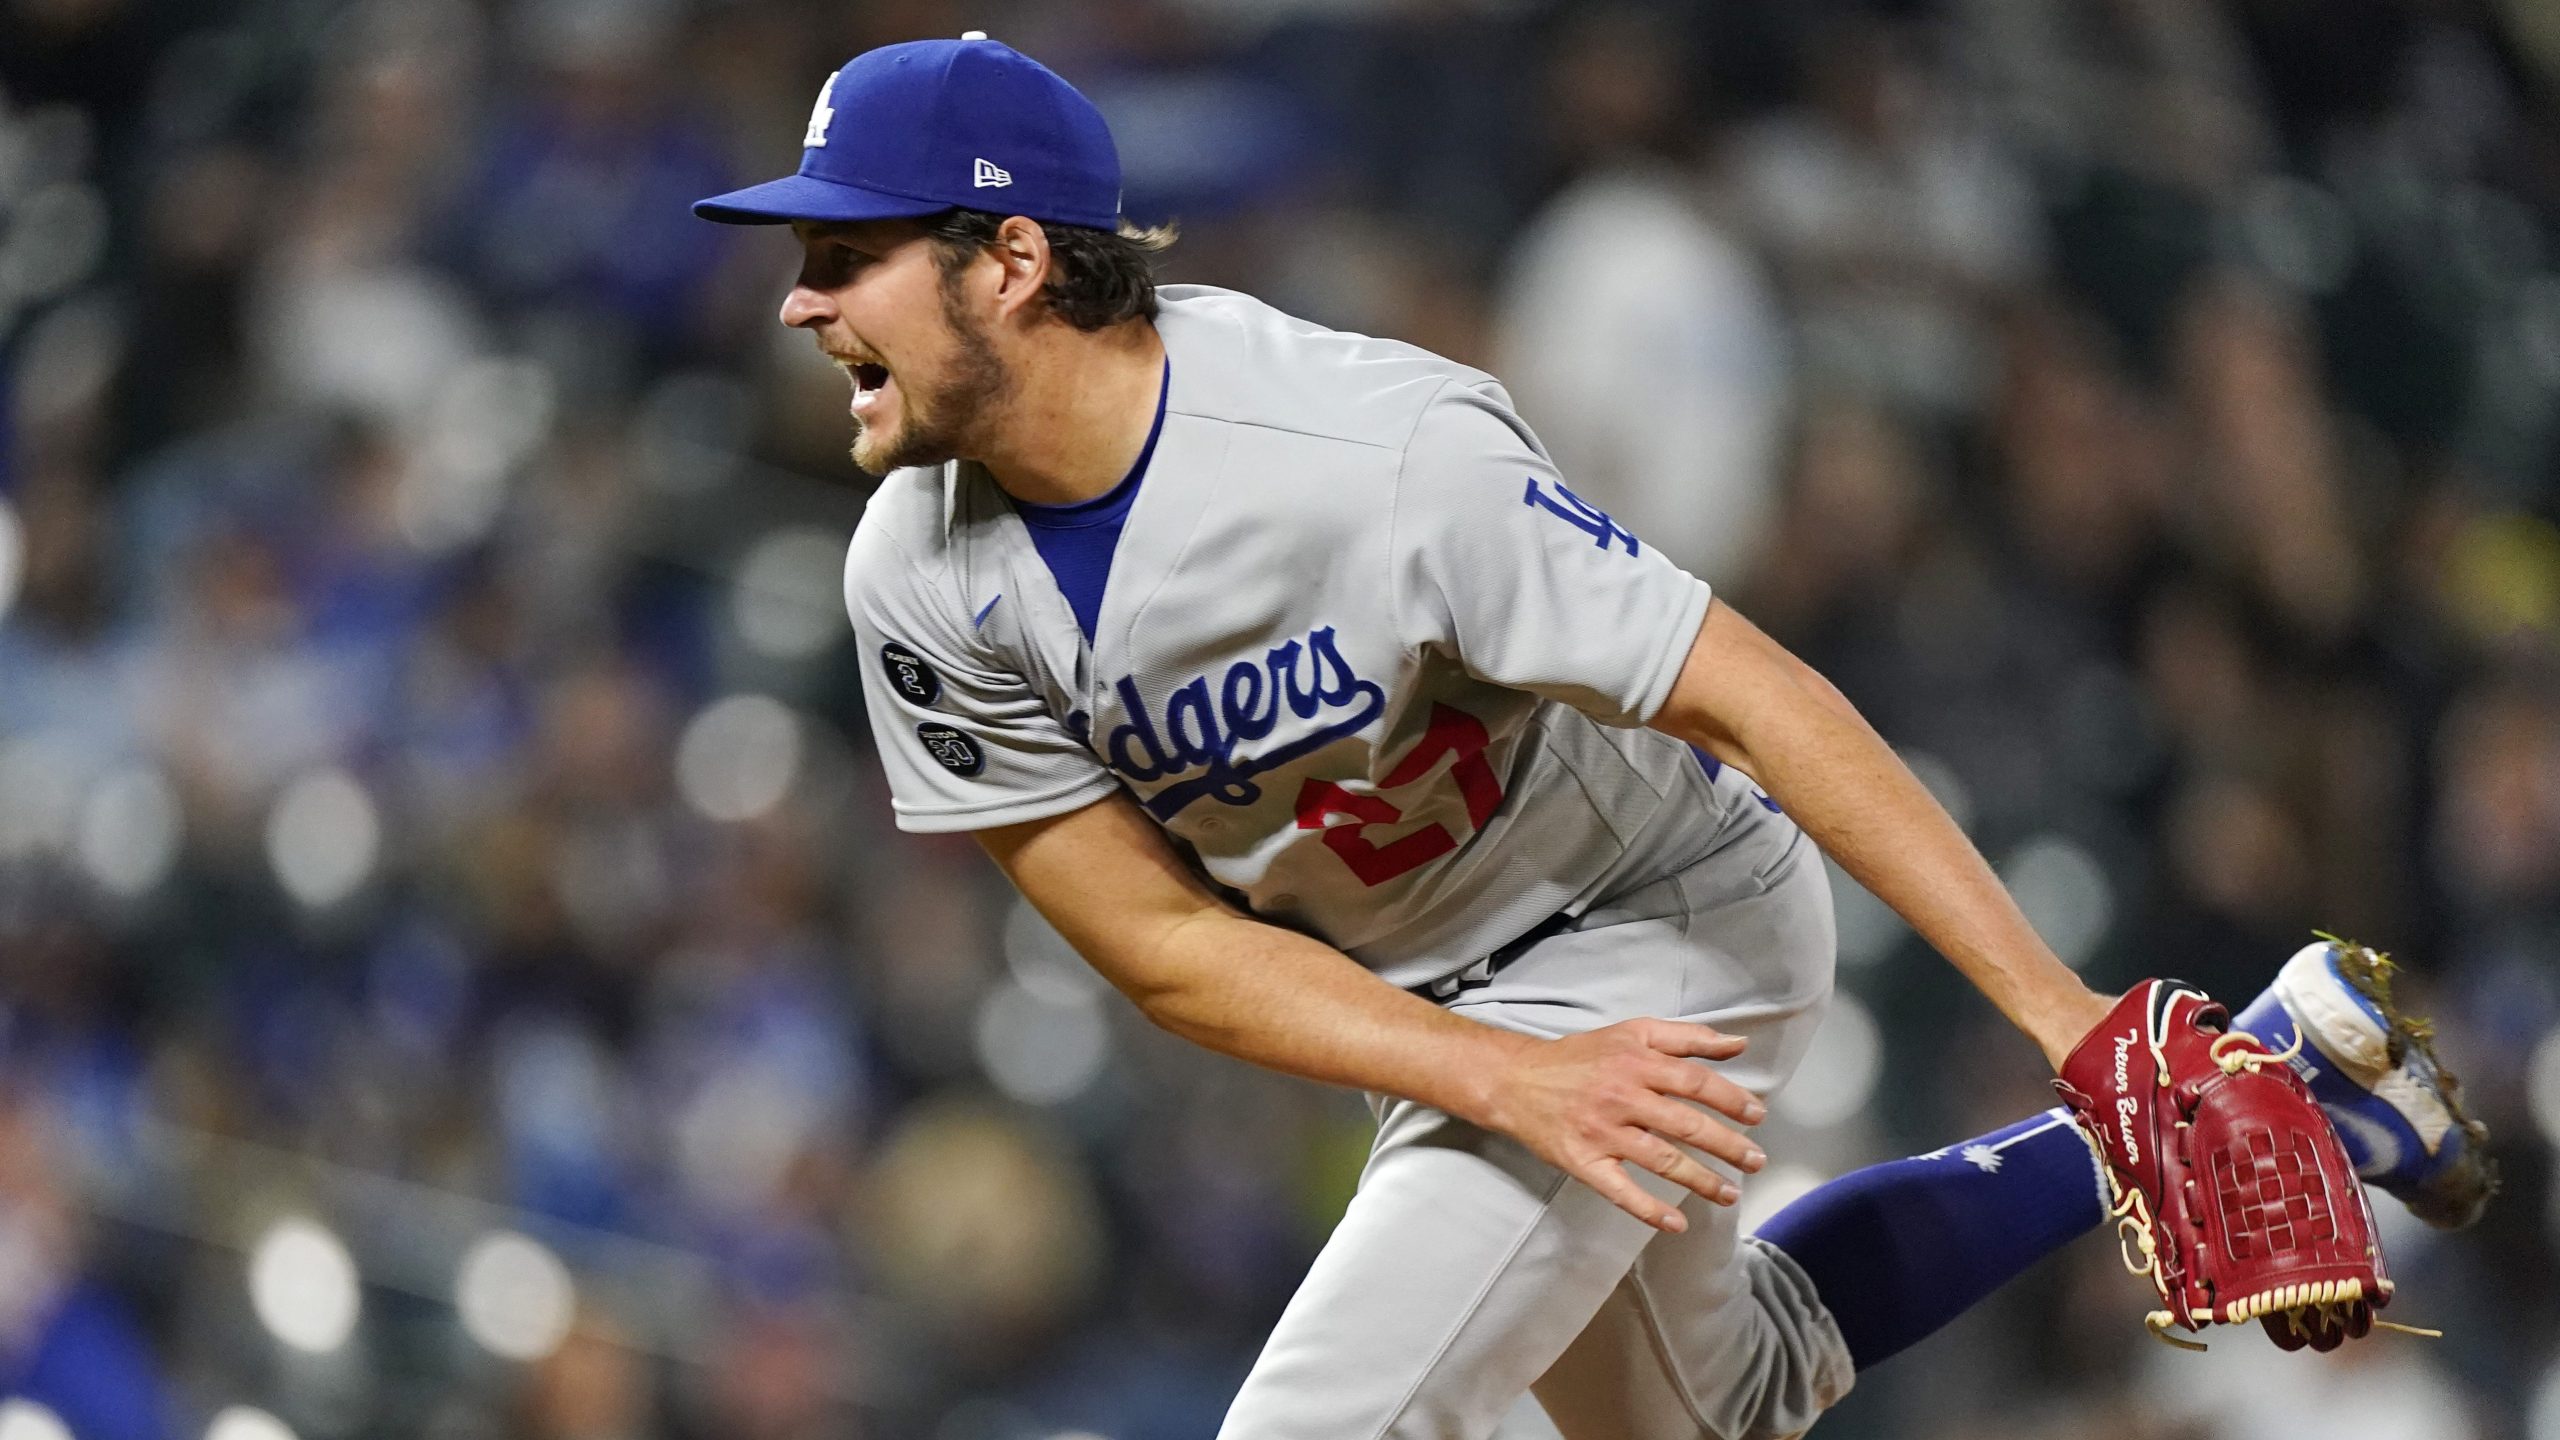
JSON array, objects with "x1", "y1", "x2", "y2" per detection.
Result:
[{"x1": 2055, "y1": 979, "x2": 2407, "y2": 1352}]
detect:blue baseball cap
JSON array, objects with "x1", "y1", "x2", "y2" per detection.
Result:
[{"x1": 693, "y1": 33, "x2": 1122, "y2": 230}]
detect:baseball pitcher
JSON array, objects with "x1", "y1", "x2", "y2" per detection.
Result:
[{"x1": 694, "y1": 35, "x2": 2491, "y2": 1439}]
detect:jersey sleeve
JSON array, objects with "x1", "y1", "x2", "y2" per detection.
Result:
[
  {"x1": 1391, "y1": 382, "x2": 1714, "y2": 727},
  {"x1": 844, "y1": 525, "x2": 1120, "y2": 833}
]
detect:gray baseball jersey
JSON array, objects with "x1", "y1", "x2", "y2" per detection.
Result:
[{"x1": 844, "y1": 284, "x2": 1776, "y2": 988}]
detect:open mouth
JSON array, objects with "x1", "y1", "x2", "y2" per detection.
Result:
[{"x1": 843, "y1": 356, "x2": 895, "y2": 423}]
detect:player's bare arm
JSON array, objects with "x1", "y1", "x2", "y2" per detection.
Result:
[
  {"x1": 1651, "y1": 599, "x2": 2113, "y2": 1068},
  {"x1": 978, "y1": 793, "x2": 1770, "y2": 1233}
]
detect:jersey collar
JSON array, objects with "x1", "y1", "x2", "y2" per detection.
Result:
[{"x1": 937, "y1": 353, "x2": 1174, "y2": 537}]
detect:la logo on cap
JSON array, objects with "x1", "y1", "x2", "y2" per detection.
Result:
[
  {"x1": 973, "y1": 157, "x2": 1012, "y2": 188},
  {"x1": 802, "y1": 72, "x2": 837, "y2": 149}
]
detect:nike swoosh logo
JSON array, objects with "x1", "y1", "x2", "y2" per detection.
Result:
[{"x1": 973, "y1": 594, "x2": 1001, "y2": 629}]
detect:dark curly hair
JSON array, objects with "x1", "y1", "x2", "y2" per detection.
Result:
[{"x1": 919, "y1": 209, "x2": 1178, "y2": 330}]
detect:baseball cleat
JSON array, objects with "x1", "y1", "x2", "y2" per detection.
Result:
[{"x1": 2230, "y1": 937, "x2": 2496, "y2": 1230}]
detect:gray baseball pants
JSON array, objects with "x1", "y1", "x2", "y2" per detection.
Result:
[{"x1": 1217, "y1": 803, "x2": 1855, "y2": 1440}]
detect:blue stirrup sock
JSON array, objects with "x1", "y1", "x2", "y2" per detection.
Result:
[{"x1": 1752, "y1": 1108, "x2": 2109, "y2": 1370}]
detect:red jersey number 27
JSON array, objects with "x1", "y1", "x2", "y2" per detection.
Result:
[{"x1": 1293, "y1": 704, "x2": 1504, "y2": 887}]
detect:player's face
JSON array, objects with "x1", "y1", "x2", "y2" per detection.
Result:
[{"x1": 781, "y1": 220, "x2": 1010, "y2": 474}]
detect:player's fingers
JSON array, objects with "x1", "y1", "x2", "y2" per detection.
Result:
[
  {"x1": 1572, "y1": 1154, "x2": 1689, "y2": 1233},
  {"x1": 1619, "y1": 1130, "x2": 1737, "y2": 1208},
  {"x1": 1634, "y1": 1019, "x2": 1748, "y2": 1061},
  {"x1": 1630, "y1": 1096, "x2": 1765, "y2": 1173},
  {"x1": 1646, "y1": 1058, "x2": 1767, "y2": 1127},
  {"x1": 2306, "y1": 1312, "x2": 2347, "y2": 1353},
  {"x1": 2261, "y1": 1312, "x2": 2309, "y2": 1352}
]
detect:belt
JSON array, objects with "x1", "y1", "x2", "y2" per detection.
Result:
[{"x1": 1408, "y1": 909, "x2": 1575, "y2": 1001}]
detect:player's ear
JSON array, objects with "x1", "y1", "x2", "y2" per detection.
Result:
[{"x1": 986, "y1": 214, "x2": 1052, "y2": 322}]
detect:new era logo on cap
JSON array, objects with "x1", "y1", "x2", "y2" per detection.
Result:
[{"x1": 973, "y1": 157, "x2": 1012, "y2": 188}]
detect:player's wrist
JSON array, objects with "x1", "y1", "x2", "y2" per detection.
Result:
[
  {"x1": 2028, "y1": 983, "x2": 2117, "y2": 1071},
  {"x1": 1449, "y1": 1024, "x2": 1544, "y2": 1134}
]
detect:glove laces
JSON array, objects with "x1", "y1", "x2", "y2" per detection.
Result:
[{"x1": 2207, "y1": 1028, "x2": 2304, "y2": 1076}]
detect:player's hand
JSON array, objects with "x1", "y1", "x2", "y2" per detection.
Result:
[{"x1": 1482, "y1": 1018, "x2": 1766, "y2": 1233}]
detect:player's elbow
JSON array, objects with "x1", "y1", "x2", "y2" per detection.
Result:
[
  {"x1": 1113, "y1": 971, "x2": 1234, "y2": 1053},
  {"x1": 1086, "y1": 908, "x2": 1225, "y2": 1021},
  {"x1": 1062, "y1": 940, "x2": 1217, "y2": 1044},
  {"x1": 1791, "y1": 656, "x2": 1865, "y2": 730}
]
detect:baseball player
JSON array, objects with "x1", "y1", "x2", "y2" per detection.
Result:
[{"x1": 694, "y1": 35, "x2": 2492, "y2": 1439}]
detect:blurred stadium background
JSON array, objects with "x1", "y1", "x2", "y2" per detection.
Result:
[{"x1": 0, "y1": 0, "x2": 2556, "y2": 1436}]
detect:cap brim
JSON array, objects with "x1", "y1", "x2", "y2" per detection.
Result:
[{"x1": 692, "y1": 173, "x2": 952, "y2": 225}]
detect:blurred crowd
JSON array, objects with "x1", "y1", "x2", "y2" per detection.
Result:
[{"x1": 2, "y1": 0, "x2": 2558, "y2": 1436}]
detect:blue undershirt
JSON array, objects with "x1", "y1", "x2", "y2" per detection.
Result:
[{"x1": 1014, "y1": 358, "x2": 1170, "y2": 643}]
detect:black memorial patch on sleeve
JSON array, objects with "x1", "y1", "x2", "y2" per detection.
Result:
[
  {"x1": 914, "y1": 722, "x2": 985, "y2": 777},
  {"x1": 879, "y1": 641, "x2": 942, "y2": 706}
]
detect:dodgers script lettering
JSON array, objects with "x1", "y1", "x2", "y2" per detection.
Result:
[{"x1": 1104, "y1": 626, "x2": 1387, "y2": 818}]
